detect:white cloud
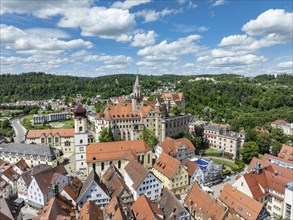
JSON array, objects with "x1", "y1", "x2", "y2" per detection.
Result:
[
  {"x1": 209, "y1": 54, "x2": 267, "y2": 66},
  {"x1": 173, "y1": 24, "x2": 209, "y2": 33},
  {"x1": 212, "y1": 0, "x2": 225, "y2": 7},
  {"x1": 277, "y1": 61, "x2": 293, "y2": 69},
  {"x1": 112, "y1": 0, "x2": 151, "y2": 9},
  {"x1": 83, "y1": 54, "x2": 133, "y2": 65},
  {"x1": 184, "y1": 63, "x2": 196, "y2": 68},
  {"x1": 137, "y1": 35, "x2": 202, "y2": 61},
  {"x1": 0, "y1": 24, "x2": 93, "y2": 55},
  {"x1": 136, "y1": 8, "x2": 179, "y2": 23},
  {"x1": 25, "y1": 28, "x2": 70, "y2": 38},
  {"x1": 0, "y1": 0, "x2": 90, "y2": 18},
  {"x1": 242, "y1": 9, "x2": 292, "y2": 42},
  {"x1": 57, "y1": 7, "x2": 136, "y2": 42},
  {"x1": 131, "y1": 31, "x2": 158, "y2": 47}
]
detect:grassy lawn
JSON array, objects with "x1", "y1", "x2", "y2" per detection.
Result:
[{"x1": 212, "y1": 158, "x2": 244, "y2": 172}]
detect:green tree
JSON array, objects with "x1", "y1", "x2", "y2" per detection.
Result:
[
  {"x1": 99, "y1": 126, "x2": 114, "y2": 142},
  {"x1": 256, "y1": 133, "x2": 271, "y2": 154},
  {"x1": 139, "y1": 129, "x2": 158, "y2": 149},
  {"x1": 240, "y1": 141, "x2": 259, "y2": 164},
  {"x1": 29, "y1": 109, "x2": 38, "y2": 115},
  {"x1": 271, "y1": 141, "x2": 282, "y2": 156},
  {"x1": 170, "y1": 104, "x2": 180, "y2": 115}
]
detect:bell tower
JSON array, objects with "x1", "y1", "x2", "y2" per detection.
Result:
[
  {"x1": 132, "y1": 75, "x2": 143, "y2": 111},
  {"x1": 74, "y1": 105, "x2": 88, "y2": 171}
]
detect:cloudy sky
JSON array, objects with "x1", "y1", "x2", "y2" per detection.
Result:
[{"x1": 0, "y1": 0, "x2": 292, "y2": 77}]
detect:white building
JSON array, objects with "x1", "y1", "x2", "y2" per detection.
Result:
[
  {"x1": 271, "y1": 120, "x2": 293, "y2": 136},
  {"x1": 124, "y1": 160, "x2": 162, "y2": 201},
  {"x1": 204, "y1": 124, "x2": 245, "y2": 159},
  {"x1": 74, "y1": 105, "x2": 94, "y2": 171},
  {"x1": 182, "y1": 159, "x2": 204, "y2": 187},
  {"x1": 155, "y1": 137, "x2": 196, "y2": 161},
  {"x1": 33, "y1": 112, "x2": 70, "y2": 125},
  {"x1": 27, "y1": 165, "x2": 68, "y2": 209},
  {"x1": 0, "y1": 177, "x2": 11, "y2": 199},
  {"x1": 283, "y1": 182, "x2": 293, "y2": 220},
  {"x1": 76, "y1": 170, "x2": 110, "y2": 208}
]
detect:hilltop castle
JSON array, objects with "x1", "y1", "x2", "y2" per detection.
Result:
[{"x1": 95, "y1": 76, "x2": 190, "y2": 142}]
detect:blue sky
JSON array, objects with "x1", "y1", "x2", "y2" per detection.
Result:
[{"x1": 0, "y1": 0, "x2": 292, "y2": 77}]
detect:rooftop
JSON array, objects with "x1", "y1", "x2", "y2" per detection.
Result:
[
  {"x1": 153, "y1": 152, "x2": 180, "y2": 179},
  {"x1": 26, "y1": 128, "x2": 74, "y2": 138}
]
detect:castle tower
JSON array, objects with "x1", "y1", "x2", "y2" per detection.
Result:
[
  {"x1": 74, "y1": 105, "x2": 88, "y2": 171},
  {"x1": 132, "y1": 75, "x2": 143, "y2": 111}
]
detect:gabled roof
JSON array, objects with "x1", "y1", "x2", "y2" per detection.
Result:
[
  {"x1": 158, "y1": 137, "x2": 196, "y2": 155},
  {"x1": 184, "y1": 182, "x2": 227, "y2": 220},
  {"x1": 104, "y1": 196, "x2": 127, "y2": 220},
  {"x1": 278, "y1": 145, "x2": 293, "y2": 162},
  {"x1": 219, "y1": 184, "x2": 264, "y2": 220},
  {"x1": 2, "y1": 166, "x2": 20, "y2": 182},
  {"x1": 158, "y1": 188, "x2": 187, "y2": 219},
  {"x1": 79, "y1": 200, "x2": 103, "y2": 220},
  {"x1": 124, "y1": 160, "x2": 149, "y2": 190},
  {"x1": 20, "y1": 164, "x2": 51, "y2": 186},
  {"x1": 0, "y1": 159, "x2": 6, "y2": 166},
  {"x1": 33, "y1": 165, "x2": 67, "y2": 194},
  {"x1": 86, "y1": 140, "x2": 150, "y2": 162},
  {"x1": 14, "y1": 159, "x2": 29, "y2": 173},
  {"x1": 35, "y1": 194, "x2": 75, "y2": 220},
  {"x1": 63, "y1": 177, "x2": 83, "y2": 202},
  {"x1": 101, "y1": 164, "x2": 132, "y2": 199},
  {"x1": 26, "y1": 128, "x2": 74, "y2": 138},
  {"x1": 182, "y1": 159, "x2": 199, "y2": 176},
  {"x1": 271, "y1": 119, "x2": 288, "y2": 125},
  {"x1": 0, "y1": 198, "x2": 21, "y2": 220},
  {"x1": 153, "y1": 152, "x2": 180, "y2": 179},
  {"x1": 131, "y1": 195, "x2": 164, "y2": 220},
  {"x1": 76, "y1": 170, "x2": 108, "y2": 202}
]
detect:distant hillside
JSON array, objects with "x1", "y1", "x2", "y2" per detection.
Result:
[{"x1": 1, "y1": 72, "x2": 293, "y2": 131}]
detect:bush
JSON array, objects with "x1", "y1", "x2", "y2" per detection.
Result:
[
  {"x1": 204, "y1": 151, "x2": 234, "y2": 160},
  {"x1": 222, "y1": 170, "x2": 231, "y2": 176}
]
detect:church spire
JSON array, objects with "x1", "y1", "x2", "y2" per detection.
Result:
[{"x1": 135, "y1": 74, "x2": 140, "y2": 87}]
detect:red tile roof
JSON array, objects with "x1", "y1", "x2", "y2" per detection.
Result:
[
  {"x1": 182, "y1": 159, "x2": 199, "y2": 176},
  {"x1": 158, "y1": 137, "x2": 196, "y2": 155},
  {"x1": 26, "y1": 128, "x2": 74, "y2": 138},
  {"x1": 153, "y1": 152, "x2": 180, "y2": 179},
  {"x1": 79, "y1": 200, "x2": 103, "y2": 220},
  {"x1": 220, "y1": 184, "x2": 264, "y2": 220},
  {"x1": 271, "y1": 120, "x2": 288, "y2": 125},
  {"x1": 131, "y1": 195, "x2": 164, "y2": 220},
  {"x1": 104, "y1": 197, "x2": 127, "y2": 220},
  {"x1": 184, "y1": 182, "x2": 228, "y2": 220},
  {"x1": 63, "y1": 177, "x2": 83, "y2": 202},
  {"x1": 278, "y1": 145, "x2": 293, "y2": 162},
  {"x1": 86, "y1": 140, "x2": 150, "y2": 162}
]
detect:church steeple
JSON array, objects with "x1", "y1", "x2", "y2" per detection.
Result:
[{"x1": 132, "y1": 74, "x2": 143, "y2": 111}]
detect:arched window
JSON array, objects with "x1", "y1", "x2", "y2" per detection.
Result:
[{"x1": 101, "y1": 162, "x2": 104, "y2": 171}]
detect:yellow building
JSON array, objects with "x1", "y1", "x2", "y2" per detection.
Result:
[
  {"x1": 86, "y1": 140, "x2": 152, "y2": 176},
  {"x1": 152, "y1": 152, "x2": 189, "y2": 195}
]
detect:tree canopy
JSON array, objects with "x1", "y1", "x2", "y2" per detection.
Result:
[
  {"x1": 240, "y1": 141, "x2": 259, "y2": 164},
  {"x1": 139, "y1": 129, "x2": 158, "y2": 149},
  {"x1": 99, "y1": 127, "x2": 114, "y2": 143}
]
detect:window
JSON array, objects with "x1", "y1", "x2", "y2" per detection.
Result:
[
  {"x1": 101, "y1": 162, "x2": 104, "y2": 171},
  {"x1": 79, "y1": 147, "x2": 84, "y2": 151},
  {"x1": 48, "y1": 137, "x2": 52, "y2": 143},
  {"x1": 80, "y1": 139, "x2": 83, "y2": 144},
  {"x1": 118, "y1": 160, "x2": 121, "y2": 169},
  {"x1": 41, "y1": 138, "x2": 45, "y2": 144},
  {"x1": 65, "y1": 141, "x2": 71, "y2": 146},
  {"x1": 55, "y1": 137, "x2": 59, "y2": 143},
  {"x1": 79, "y1": 126, "x2": 82, "y2": 132}
]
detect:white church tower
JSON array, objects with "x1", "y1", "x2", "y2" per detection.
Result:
[{"x1": 74, "y1": 105, "x2": 88, "y2": 171}]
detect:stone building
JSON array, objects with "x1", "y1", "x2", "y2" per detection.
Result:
[{"x1": 95, "y1": 75, "x2": 190, "y2": 142}]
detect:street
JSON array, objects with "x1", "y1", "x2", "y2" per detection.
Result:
[{"x1": 11, "y1": 117, "x2": 27, "y2": 143}]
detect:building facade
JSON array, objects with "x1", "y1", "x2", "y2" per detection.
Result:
[
  {"x1": 152, "y1": 152, "x2": 189, "y2": 195},
  {"x1": 33, "y1": 112, "x2": 70, "y2": 125},
  {"x1": 0, "y1": 143, "x2": 64, "y2": 167},
  {"x1": 204, "y1": 124, "x2": 245, "y2": 159},
  {"x1": 25, "y1": 128, "x2": 75, "y2": 153},
  {"x1": 95, "y1": 75, "x2": 190, "y2": 142}
]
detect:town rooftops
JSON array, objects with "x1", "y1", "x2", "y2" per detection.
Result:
[
  {"x1": 0, "y1": 198, "x2": 21, "y2": 220},
  {"x1": 20, "y1": 164, "x2": 52, "y2": 186},
  {"x1": 103, "y1": 196, "x2": 128, "y2": 220},
  {"x1": 0, "y1": 143, "x2": 62, "y2": 161},
  {"x1": 153, "y1": 152, "x2": 180, "y2": 179},
  {"x1": 26, "y1": 128, "x2": 74, "y2": 138},
  {"x1": 158, "y1": 137, "x2": 196, "y2": 155},
  {"x1": 79, "y1": 200, "x2": 103, "y2": 220},
  {"x1": 184, "y1": 182, "x2": 228, "y2": 220},
  {"x1": 35, "y1": 194, "x2": 75, "y2": 220},
  {"x1": 219, "y1": 184, "x2": 264, "y2": 220},
  {"x1": 131, "y1": 195, "x2": 164, "y2": 220},
  {"x1": 124, "y1": 160, "x2": 150, "y2": 190},
  {"x1": 86, "y1": 140, "x2": 150, "y2": 163},
  {"x1": 101, "y1": 164, "x2": 131, "y2": 199},
  {"x1": 278, "y1": 145, "x2": 293, "y2": 162},
  {"x1": 158, "y1": 188, "x2": 187, "y2": 219},
  {"x1": 62, "y1": 177, "x2": 83, "y2": 202},
  {"x1": 14, "y1": 159, "x2": 29, "y2": 172},
  {"x1": 76, "y1": 170, "x2": 108, "y2": 203},
  {"x1": 271, "y1": 119, "x2": 288, "y2": 125},
  {"x1": 182, "y1": 159, "x2": 199, "y2": 176}
]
